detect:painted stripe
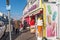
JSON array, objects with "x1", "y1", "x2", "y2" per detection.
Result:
[
  {"x1": 40, "y1": 0, "x2": 42, "y2": 8},
  {"x1": 43, "y1": 3, "x2": 46, "y2": 37}
]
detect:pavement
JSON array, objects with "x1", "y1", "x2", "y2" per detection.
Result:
[
  {"x1": 0, "y1": 30, "x2": 37, "y2": 40},
  {"x1": 15, "y1": 30, "x2": 37, "y2": 40}
]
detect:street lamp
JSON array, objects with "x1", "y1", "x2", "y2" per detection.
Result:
[{"x1": 6, "y1": 0, "x2": 11, "y2": 40}]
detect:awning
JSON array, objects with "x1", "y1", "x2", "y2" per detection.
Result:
[{"x1": 23, "y1": 8, "x2": 43, "y2": 17}]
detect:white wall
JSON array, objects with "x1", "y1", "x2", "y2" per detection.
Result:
[{"x1": 57, "y1": 4, "x2": 60, "y2": 38}]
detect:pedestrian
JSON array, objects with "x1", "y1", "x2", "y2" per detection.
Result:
[
  {"x1": 14, "y1": 20, "x2": 19, "y2": 34},
  {"x1": 20, "y1": 22, "x2": 23, "y2": 32},
  {"x1": 30, "y1": 17, "x2": 35, "y2": 33},
  {"x1": 12, "y1": 21, "x2": 15, "y2": 32},
  {"x1": 23, "y1": 20, "x2": 27, "y2": 30}
]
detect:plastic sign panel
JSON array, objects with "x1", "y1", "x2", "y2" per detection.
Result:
[
  {"x1": 45, "y1": 3, "x2": 58, "y2": 38},
  {"x1": 6, "y1": 5, "x2": 11, "y2": 10}
]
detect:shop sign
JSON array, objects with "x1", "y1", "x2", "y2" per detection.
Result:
[
  {"x1": 24, "y1": 4, "x2": 37, "y2": 15},
  {"x1": 28, "y1": 4, "x2": 37, "y2": 12},
  {"x1": 28, "y1": 0, "x2": 36, "y2": 4}
]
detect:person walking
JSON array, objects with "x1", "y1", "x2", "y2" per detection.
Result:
[
  {"x1": 23, "y1": 20, "x2": 27, "y2": 30},
  {"x1": 14, "y1": 20, "x2": 19, "y2": 34},
  {"x1": 20, "y1": 22, "x2": 23, "y2": 32}
]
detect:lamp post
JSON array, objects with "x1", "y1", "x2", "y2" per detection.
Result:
[{"x1": 6, "y1": 0, "x2": 11, "y2": 40}]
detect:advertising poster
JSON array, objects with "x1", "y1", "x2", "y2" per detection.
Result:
[{"x1": 45, "y1": 3, "x2": 58, "y2": 37}]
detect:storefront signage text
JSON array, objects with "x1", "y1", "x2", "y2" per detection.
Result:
[
  {"x1": 28, "y1": 4, "x2": 37, "y2": 12},
  {"x1": 24, "y1": 4, "x2": 37, "y2": 15}
]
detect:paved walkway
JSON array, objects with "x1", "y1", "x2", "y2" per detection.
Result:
[
  {"x1": 15, "y1": 31, "x2": 37, "y2": 40},
  {"x1": 1, "y1": 30, "x2": 37, "y2": 40}
]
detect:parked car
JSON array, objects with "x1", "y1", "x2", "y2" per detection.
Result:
[{"x1": 0, "y1": 21, "x2": 6, "y2": 38}]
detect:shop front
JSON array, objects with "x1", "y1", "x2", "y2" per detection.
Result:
[
  {"x1": 23, "y1": 0, "x2": 60, "y2": 40},
  {"x1": 40, "y1": 2, "x2": 58, "y2": 40},
  {"x1": 35, "y1": 8, "x2": 44, "y2": 40},
  {"x1": 24, "y1": 16, "x2": 30, "y2": 30},
  {"x1": 28, "y1": 8, "x2": 44, "y2": 40},
  {"x1": 29, "y1": 15, "x2": 35, "y2": 33},
  {"x1": 23, "y1": 0, "x2": 39, "y2": 33}
]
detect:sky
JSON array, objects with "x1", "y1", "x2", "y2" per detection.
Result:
[{"x1": 0, "y1": 0, "x2": 27, "y2": 20}]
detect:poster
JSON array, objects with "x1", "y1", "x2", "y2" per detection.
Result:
[{"x1": 45, "y1": 3, "x2": 58, "y2": 37}]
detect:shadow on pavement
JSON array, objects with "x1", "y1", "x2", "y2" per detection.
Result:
[
  {"x1": 0, "y1": 29, "x2": 29, "y2": 40},
  {"x1": 11, "y1": 31, "x2": 22, "y2": 40},
  {"x1": 26, "y1": 34, "x2": 36, "y2": 40},
  {"x1": 0, "y1": 32, "x2": 9, "y2": 40},
  {"x1": 0, "y1": 31, "x2": 22, "y2": 40}
]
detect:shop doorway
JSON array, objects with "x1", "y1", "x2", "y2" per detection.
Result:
[{"x1": 35, "y1": 8, "x2": 45, "y2": 40}]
